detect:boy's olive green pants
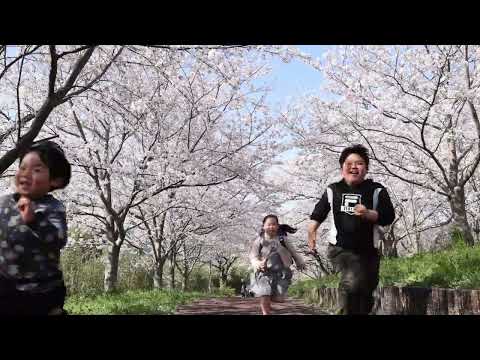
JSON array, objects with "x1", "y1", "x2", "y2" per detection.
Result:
[{"x1": 327, "y1": 245, "x2": 380, "y2": 315}]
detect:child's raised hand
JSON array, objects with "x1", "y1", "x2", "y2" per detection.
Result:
[
  {"x1": 258, "y1": 259, "x2": 267, "y2": 272},
  {"x1": 353, "y1": 204, "x2": 379, "y2": 223},
  {"x1": 353, "y1": 204, "x2": 368, "y2": 217},
  {"x1": 17, "y1": 195, "x2": 35, "y2": 223}
]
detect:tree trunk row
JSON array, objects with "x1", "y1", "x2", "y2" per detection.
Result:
[{"x1": 311, "y1": 286, "x2": 480, "y2": 314}]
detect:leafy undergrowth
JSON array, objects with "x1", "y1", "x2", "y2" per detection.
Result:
[{"x1": 290, "y1": 239, "x2": 480, "y2": 300}]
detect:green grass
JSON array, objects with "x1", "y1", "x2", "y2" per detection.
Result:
[
  {"x1": 290, "y1": 239, "x2": 480, "y2": 299},
  {"x1": 289, "y1": 275, "x2": 339, "y2": 298},
  {"x1": 65, "y1": 288, "x2": 235, "y2": 315},
  {"x1": 380, "y1": 239, "x2": 480, "y2": 289}
]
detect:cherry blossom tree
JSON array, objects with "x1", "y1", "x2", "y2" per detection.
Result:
[
  {"x1": 289, "y1": 45, "x2": 480, "y2": 246},
  {"x1": 0, "y1": 45, "x2": 124, "y2": 174},
  {"x1": 326, "y1": 46, "x2": 480, "y2": 244},
  {"x1": 47, "y1": 45, "x2": 289, "y2": 291}
]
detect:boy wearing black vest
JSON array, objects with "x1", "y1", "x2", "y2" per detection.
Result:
[{"x1": 307, "y1": 145, "x2": 395, "y2": 315}]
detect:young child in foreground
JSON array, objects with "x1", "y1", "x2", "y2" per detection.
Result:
[{"x1": 0, "y1": 141, "x2": 71, "y2": 315}]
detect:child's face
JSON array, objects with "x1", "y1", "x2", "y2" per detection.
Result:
[
  {"x1": 15, "y1": 151, "x2": 60, "y2": 199},
  {"x1": 341, "y1": 153, "x2": 368, "y2": 186},
  {"x1": 263, "y1": 217, "x2": 279, "y2": 237}
]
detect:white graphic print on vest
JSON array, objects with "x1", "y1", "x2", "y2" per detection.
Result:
[{"x1": 340, "y1": 194, "x2": 362, "y2": 215}]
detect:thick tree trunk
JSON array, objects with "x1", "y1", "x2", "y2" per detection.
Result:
[
  {"x1": 473, "y1": 219, "x2": 480, "y2": 244},
  {"x1": 153, "y1": 212, "x2": 167, "y2": 289},
  {"x1": 182, "y1": 242, "x2": 188, "y2": 291},
  {"x1": 219, "y1": 272, "x2": 228, "y2": 289},
  {"x1": 450, "y1": 186, "x2": 475, "y2": 246},
  {"x1": 182, "y1": 272, "x2": 189, "y2": 291},
  {"x1": 170, "y1": 250, "x2": 176, "y2": 289},
  {"x1": 153, "y1": 259, "x2": 165, "y2": 289},
  {"x1": 104, "y1": 242, "x2": 121, "y2": 293},
  {"x1": 208, "y1": 261, "x2": 212, "y2": 292},
  {"x1": 446, "y1": 122, "x2": 474, "y2": 246}
]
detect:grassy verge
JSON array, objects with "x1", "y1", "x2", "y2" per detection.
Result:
[
  {"x1": 290, "y1": 240, "x2": 480, "y2": 299},
  {"x1": 380, "y1": 240, "x2": 480, "y2": 288},
  {"x1": 65, "y1": 288, "x2": 235, "y2": 315}
]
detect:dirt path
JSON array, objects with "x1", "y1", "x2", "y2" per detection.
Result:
[{"x1": 175, "y1": 296, "x2": 330, "y2": 315}]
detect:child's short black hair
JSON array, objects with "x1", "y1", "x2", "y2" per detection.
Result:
[
  {"x1": 19, "y1": 141, "x2": 71, "y2": 190},
  {"x1": 339, "y1": 144, "x2": 370, "y2": 169}
]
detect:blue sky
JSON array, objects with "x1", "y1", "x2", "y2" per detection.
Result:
[
  {"x1": 258, "y1": 45, "x2": 332, "y2": 164},
  {"x1": 261, "y1": 46, "x2": 334, "y2": 212},
  {"x1": 263, "y1": 45, "x2": 331, "y2": 106}
]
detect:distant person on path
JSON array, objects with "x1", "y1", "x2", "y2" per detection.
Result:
[
  {"x1": 307, "y1": 144, "x2": 395, "y2": 315},
  {"x1": 249, "y1": 214, "x2": 305, "y2": 315},
  {"x1": 0, "y1": 141, "x2": 71, "y2": 315}
]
